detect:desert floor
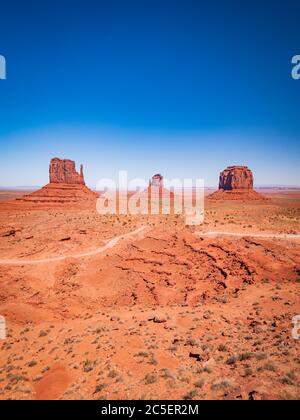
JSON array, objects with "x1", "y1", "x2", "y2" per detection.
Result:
[{"x1": 0, "y1": 190, "x2": 299, "y2": 400}]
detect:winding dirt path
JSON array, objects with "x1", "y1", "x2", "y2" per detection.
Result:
[
  {"x1": 0, "y1": 226, "x2": 147, "y2": 266},
  {"x1": 196, "y1": 231, "x2": 300, "y2": 240}
]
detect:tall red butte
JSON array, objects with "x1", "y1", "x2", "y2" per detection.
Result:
[
  {"x1": 49, "y1": 158, "x2": 85, "y2": 185},
  {"x1": 208, "y1": 166, "x2": 265, "y2": 201},
  {"x1": 21, "y1": 158, "x2": 98, "y2": 204}
]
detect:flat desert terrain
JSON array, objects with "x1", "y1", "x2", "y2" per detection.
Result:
[{"x1": 0, "y1": 190, "x2": 299, "y2": 400}]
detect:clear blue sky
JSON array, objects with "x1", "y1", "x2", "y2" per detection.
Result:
[{"x1": 0, "y1": 0, "x2": 299, "y2": 187}]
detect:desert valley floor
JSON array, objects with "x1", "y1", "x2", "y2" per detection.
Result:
[{"x1": 0, "y1": 190, "x2": 299, "y2": 400}]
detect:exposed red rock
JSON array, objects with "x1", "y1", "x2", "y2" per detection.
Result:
[
  {"x1": 149, "y1": 174, "x2": 164, "y2": 188},
  {"x1": 209, "y1": 166, "x2": 266, "y2": 201},
  {"x1": 208, "y1": 189, "x2": 266, "y2": 201},
  {"x1": 1, "y1": 189, "x2": 300, "y2": 400},
  {"x1": 20, "y1": 158, "x2": 98, "y2": 205},
  {"x1": 219, "y1": 166, "x2": 253, "y2": 190},
  {"x1": 145, "y1": 174, "x2": 177, "y2": 214},
  {"x1": 21, "y1": 183, "x2": 98, "y2": 204},
  {"x1": 49, "y1": 158, "x2": 85, "y2": 185},
  {"x1": 0, "y1": 183, "x2": 299, "y2": 400}
]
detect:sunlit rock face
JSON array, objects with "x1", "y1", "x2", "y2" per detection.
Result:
[
  {"x1": 20, "y1": 158, "x2": 97, "y2": 205},
  {"x1": 49, "y1": 158, "x2": 85, "y2": 185},
  {"x1": 208, "y1": 165, "x2": 266, "y2": 201},
  {"x1": 219, "y1": 166, "x2": 254, "y2": 191}
]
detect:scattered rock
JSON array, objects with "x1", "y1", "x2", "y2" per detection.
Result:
[
  {"x1": 2, "y1": 229, "x2": 16, "y2": 237},
  {"x1": 60, "y1": 237, "x2": 71, "y2": 242},
  {"x1": 150, "y1": 315, "x2": 167, "y2": 323},
  {"x1": 189, "y1": 349, "x2": 203, "y2": 361}
]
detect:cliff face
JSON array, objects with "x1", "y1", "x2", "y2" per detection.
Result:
[
  {"x1": 209, "y1": 165, "x2": 266, "y2": 201},
  {"x1": 20, "y1": 158, "x2": 97, "y2": 205},
  {"x1": 49, "y1": 158, "x2": 85, "y2": 185},
  {"x1": 219, "y1": 166, "x2": 253, "y2": 190}
]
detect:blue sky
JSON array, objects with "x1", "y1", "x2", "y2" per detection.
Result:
[{"x1": 0, "y1": 0, "x2": 299, "y2": 187}]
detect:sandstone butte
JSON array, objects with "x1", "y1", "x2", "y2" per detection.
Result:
[
  {"x1": 147, "y1": 173, "x2": 176, "y2": 200},
  {"x1": 49, "y1": 158, "x2": 85, "y2": 185},
  {"x1": 20, "y1": 158, "x2": 98, "y2": 204},
  {"x1": 208, "y1": 166, "x2": 266, "y2": 201},
  {"x1": 127, "y1": 173, "x2": 176, "y2": 214},
  {"x1": 149, "y1": 173, "x2": 164, "y2": 188}
]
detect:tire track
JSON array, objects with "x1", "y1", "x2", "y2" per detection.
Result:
[
  {"x1": 0, "y1": 226, "x2": 147, "y2": 265},
  {"x1": 196, "y1": 231, "x2": 300, "y2": 240}
]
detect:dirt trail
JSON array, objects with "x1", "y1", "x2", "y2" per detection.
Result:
[
  {"x1": 196, "y1": 230, "x2": 300, "y2": 240},
  {"x1": 0, "y1": 226, "x2": 147, "y2": 266}
]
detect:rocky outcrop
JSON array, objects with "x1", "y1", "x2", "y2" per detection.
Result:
[
  {"x1": 208, "y1": 189, "x2": 266, "y2": 201},
  {"x1": 20, "y1": 158, "x2": 98, "y2": 205},
  {"x1": 219, "y1": 166, "x2": 253, "y2": 190},
  {"x1": 130, "y1": 174, "x2": 175, "y2": 215},
  {"x1": 209, "y1": 165, "x2": 266, "y2": 201},
  {"x1": 150, "y1": 174, "x2": 164, "y2": 188},
  {"x1": 22, "y1": 183, "x2": 98, "y2": 205},
  {"x1": 49, "y1": 158, "x2": 85, "y2": 185}
]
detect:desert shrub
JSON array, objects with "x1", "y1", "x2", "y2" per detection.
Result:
[
  {"x1": 262, "y1": 362, "x2": 277, "y2": 372},
  {"x1": 27, "y1": 360, "x2": 37, "y2": 368},
  {"x1": 226, "y1": 355, "x2": 238, "y2": 365},
  {"x1": 194, "y1": 378, "x2": 205, "y2": 388},
  {"x1": 211, "y1": 379, "x2": 232, "y2": 391},
  {"x1": 144, "y1": 373, "x2": 157, "y2": 385},
  {"x1": 183, "y1": 390, "x2": 198, "y2": 400},
  {"x1": 239, "y1": 352, "x2": 252, "y2": 361},
  {"x1": 279, "y1": 376, "x2": 294, "y2": 385},
  {"x1": 218, "y1": 344, "x2": 228, "y2": 352},
  {"x1": 82, "y1": 359, "x2": 95, "y2": 373},
  {"x1": 94, "y1": 383, "x2": 107, "y2": 393}
]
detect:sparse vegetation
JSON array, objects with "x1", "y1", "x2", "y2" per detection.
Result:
[
  {"x1": 0, "y1": 191, "x2": 299, "y2": 400},
  {"x1": 144, "y1": 373, "x2": 158, "y2": 385}
]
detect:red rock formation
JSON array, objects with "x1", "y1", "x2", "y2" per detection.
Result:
[
  {"x1": 219, "y1": 166, "x2": 253, "y2": 190},
  {"x1": 149, "y1": 174, "x2": 164, "y2": 188},
  {"x1": 145, "y1": 174, "x2": 178, "y2": 214},
  {"x1": 21, "y1": 158, "x2": 97, "y2": 205},
  {"x1": 209, "y1": 165, "x2": 266, "y2": 201},
  {"x1": 49, "y1": 158, "x2": 85, "y2": 185}
]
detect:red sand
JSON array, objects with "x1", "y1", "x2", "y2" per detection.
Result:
[{"x1": 0, "y1": 190, "x2": 299, "y2": 400}]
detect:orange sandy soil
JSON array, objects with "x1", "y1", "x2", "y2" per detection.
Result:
[
  {"x1": 0, "y1": 190, "x2": 32, "y2": 202},
  {"x1": 0, "y1": 190, "x2": 299, "y2": 400}
]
